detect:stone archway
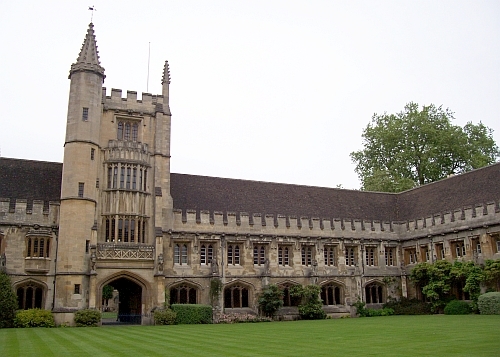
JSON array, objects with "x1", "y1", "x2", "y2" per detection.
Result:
[{"x1": 103, "y1": 277, "x2": 143, "y2": 324}]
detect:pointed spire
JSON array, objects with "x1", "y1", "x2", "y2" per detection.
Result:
[
  {"x1": 69, "y1": 23, "x2": 105, "y2": 79},
  {"x1": 161, "y1": 60, "x2": 171, "y2": 85}
]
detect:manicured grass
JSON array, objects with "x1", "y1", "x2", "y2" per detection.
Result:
[{"x1": 1, "y1": 315, "x2": 499, "y2": 356}]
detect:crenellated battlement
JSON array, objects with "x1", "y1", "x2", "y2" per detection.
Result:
[
  {"x1": 172, "y1": 199, "x2": 500, "y2": 240},
  {"x1": 173, "y1": 209, "x2": 398, "y2": 239},
  {"x1": 0, "y1": 198, "x2": 60, "y2": 227},
  {"x1": 102, "y1": 87, "x2": 167, "y2": 115}
]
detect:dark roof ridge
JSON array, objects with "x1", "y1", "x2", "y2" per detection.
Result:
[
  {"x1": 0, "y1": 157, "x2": 63, "y2": 165},
  {"x1": 395, "y1": 161, "x2": 500, "y2": 195},
  {"x1": 170, "y1": 172, "x2": 396, "y2": 196}
]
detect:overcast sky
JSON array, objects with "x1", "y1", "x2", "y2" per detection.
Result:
[{"x1": 1, "y1": 1, "x2": 499, "y2": 189}]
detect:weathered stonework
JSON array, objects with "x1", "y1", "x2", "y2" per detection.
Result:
[{"x1": 0, "y1": 23, "x2": 499, "y2": 325}]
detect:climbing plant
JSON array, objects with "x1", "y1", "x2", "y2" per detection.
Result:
[{"x1": 209, "y1": 278, "x2": 223, "y2": 306}]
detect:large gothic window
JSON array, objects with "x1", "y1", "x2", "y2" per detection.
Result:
[
  {"x1": 365, "y1": 283, "x2": 385, "y2": 304},
  {"x1": 17, "y1": 283, "x2": 44, "y2": 310},
  {"x1": 117, "y1": 121, "x2": 139, "y2": 142},
  {"x1": 321, "y1": 283, "x2": 344, "y2": 305},
  {"x1": 224, "y1": 284, "x2": 249, "y2": 308},
  {"x1": 170, "y1": 284, "x2": 197, "y2": 304}
]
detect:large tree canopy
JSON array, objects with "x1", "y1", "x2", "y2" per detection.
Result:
[{"x1": 350, "y1": 102, "x2": 499, "y2": 192}]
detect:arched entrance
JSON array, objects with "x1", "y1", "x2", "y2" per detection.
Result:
[{"x1": 104, "y1": 277, "x2": 142, "y2": 324}]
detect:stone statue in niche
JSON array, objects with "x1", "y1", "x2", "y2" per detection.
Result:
[
  {"x1": 210, "y1": 257, "x2": 219, "y2": 275},
  {"x1": 157, "y1": 253, "x2": 164, "y2": 273},
  {"x1": 90, "y1": 252, "x2": 96, "y2": 272}
]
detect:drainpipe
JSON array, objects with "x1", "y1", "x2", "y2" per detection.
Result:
[{"x1": 51, "y1": 225, "x2": 59, "y2": 310}]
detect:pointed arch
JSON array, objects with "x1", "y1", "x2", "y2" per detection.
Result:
[
  {"x1": 319, "y1": 279, "x2": 345, "y2": 306},
  {"x1": 364, "y1": 279, "x2": 386, "y2": 304},
  {"x1": 223, "y1": 279, "x2": 253, "y2": 309},
  {"x1": 276, "y1": 280, "x2": 301, "y2": 307},
  {"x1": 167, "y1": 279, "x2": 203, "y2": 305},
  {"x1": 14, "y1": 278, "x2": 47, "y2": 310}
]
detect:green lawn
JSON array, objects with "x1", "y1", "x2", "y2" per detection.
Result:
[{"x1": 1, "y1": 315, "x2": 499, "y2": 357}]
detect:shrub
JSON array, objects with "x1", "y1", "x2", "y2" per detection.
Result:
[
  {"x1": 478, "y1": 292, "x2": 500, "y2": 315},
  {"x1": 0, "y1": 271, "x2": 18, "y2": 328},
  {"x1": 171, "y1": 304, "x2": 212, "y2": 324},
  {"x1": 14, "y1": 309, "x2": 55, "y2": 328},
  {"x1": 354, "y1": 300, "x2": 394, "y2": 317},
  {"x1": 258, "y1": 284, "x2": 283, "y2": 318},
  {"x1": 154, "y1": 309, "x2": 177, "y2": 325},
  {"x1": 444, "y1": 300, "x2": 471, "y2": 315},
  {"x1": 383, "y1": 297, "x2": 432, "y2": 315},
  {"x1": 74, "y1": 309, "x2": 101, "y2": 327},
  {"x1": 290, "y1": 285, "x2": 326, "y2": 320}
]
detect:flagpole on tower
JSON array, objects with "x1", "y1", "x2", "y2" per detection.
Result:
[{"x1": 89, "y1": 6, "x2": 96, "y2": 22}]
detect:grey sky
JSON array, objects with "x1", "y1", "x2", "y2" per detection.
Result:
[{"x1": 1, "y1": 0, "x2": 499, "y2": 189}]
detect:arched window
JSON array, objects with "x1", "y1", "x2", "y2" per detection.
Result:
[
  {"x1": 200, "y1": 244, "x2": 214, "y2": 265},
  {"x1": 170, "y1": 284, "x2": 197, "y2": 304},
  {"x1": 124, "y1": 123, "x2": 131, "y2": 141},
  {"x1": 281, "y1": 284, "x2": 300, "y2": 307},
  {"x1": 117, "y1": 122, "x2": 123, "y2": 140},
  {"x1": 321, "y1": 283, "x2": 343, "y2": 305},
  {"x1": 301, "y1": 246, "x2": 313, "y2": 266},
  {"x1": 365, "y1": 247, "x2": 376, "y2": 266},
  {"x1": 17, "y1": 283, "x2": 44, "y2": 309},
  {"x1": 278, "y1": 246, "x2": 290, "y2": 266},
  {"x1": 174, "y1": 244, "x2": 188, "y2": 265},
  {"x1": 227, "y1": 245, "x2": 241, "y2": 265},
  {"x1": 345, "y1": 247, "x2": 356, "y2": 266},
  {"x1": 224, "y1": 284, "x2": 249, "y2": 308},
  {"x1": 365, "y1": 283, "x2": 385, "y2": 304},
  {"x1": 132, "y1": 124, "x2": 138, "y2": 141},
  {"x1": 324, "y1": 246, "x2": 336, "y2": 266},
  {"x1": 253, "y1": 245, "x2": 266, "y2": 266}
]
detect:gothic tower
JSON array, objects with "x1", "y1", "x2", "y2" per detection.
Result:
[
  {"x1": 54, "y1": 23, "x2": 173, "y2": 320},
  {"x1": 55, "y1": 23, "x2": 105, "y2": 310}
]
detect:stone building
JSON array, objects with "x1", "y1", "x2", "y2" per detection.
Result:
[{"x1": 1, "y1": 24, "x2": 499, "y2": 325}]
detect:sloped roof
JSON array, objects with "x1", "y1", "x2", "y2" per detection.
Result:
[
  {"x1": 0, "y1": 158, "x2": 62, "y2": 208},
  {"x1": 170, "y1": 174, "x2": 398, "y2": 221},
  {"x1": 1, "y1": 157, "x2": 499, "y2": 222}
]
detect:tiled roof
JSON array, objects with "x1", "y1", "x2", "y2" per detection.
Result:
[
  {"x1": 396, "y1": 162, "x2": 500, "y2": 220},
  {"x1": 170, "y1": 174, "x2": 398, "y2": 221},
  {"x1": 0, "y1": 158, "x2": 62, "y2": 209},
  {"x1": 1, "y1": 157, "x2": 499, "y2": 222}
]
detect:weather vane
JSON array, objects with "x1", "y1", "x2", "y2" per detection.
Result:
[{"x1": 89, "y1": 6, "x2": 96, "y2": 23}]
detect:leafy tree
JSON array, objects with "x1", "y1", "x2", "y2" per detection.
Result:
[
  {"x1": 102, "y1": 285, "x2": 114, "y2": 306},
  {"x1": 0, "y1": 271, "x2": 18, "y2": 328},
  {"x1": 258, "y1": 284, "x2": 283, "y2": 318},
  {"x1": 290, "y1": 285, "x2": 326, "y2": 320},
  {"x1": 350, "y1": 102, "x2": 499, "y2": 192},
  {"x1": 483, "y1": 259, "x2": 500, "y2": 291},
  {"x1": 410, "y1": 260, "x2": 453, "y2": 311}
]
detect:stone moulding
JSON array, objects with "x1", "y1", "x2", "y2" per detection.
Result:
[{"x1": 96, "y1": 243, "x2": 154, "y2": 260}]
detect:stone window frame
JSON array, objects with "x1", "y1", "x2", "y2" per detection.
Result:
[
  {"x1": 25, "y1": 235, "x2": 51, "y2": 258},
  {"x1": 170, "y1": 283, "x2": 197, "y2": 304},
  {"x1": 227, "y1": 243, "x2": 242, "y2": 266},
  {"x1": 174, "y1": 243, "x2": 189, "y2": 265},
  {"x1": 253, "y1": 243, "x2": 267, "y2": 266},
  {"x1": 16, "y1": 281, "x2": 45, "y2": 310},
  {"x1": 404, "y1": 247, "x2": 417, "y2": 265},
  {"x1": 470, "y1": 236, "x2": 482, "y2": 256},
  {"x1": 117, "y1": 119, "x2": 140, "y2": 142},
  {"x1": 345, "y1": 246, "x2": 357, "y2": 266},
  {"x1": 82, "y1": 107, "x2": 89, "y2": 121},
  {"x1": 384, "y1": 246, "x2": 396, "y2": 266},
  {"x1": 365, "y1": 282, "x2": 385, "y2": 304},
  {"x1": 200, "y1": 243, "x2": 215, "y2": 265},
  {"x1": 323, "y1": 245, "x2": 337, "y2": 267},
  {"x1": 78, "y1": 182, "x2": 84, "y2": 198},
  {"x1": 301, "y1": 245, "x2": 314, "y2": 266},
  {"x1": 104, "y1": 216, "x2": 147, "y2": 244},
  {"x1": 279, "y1": 282, "x2": 301, "y2": 307},
  {"x1": 451, "y1": 240, "x2": 466, "y2": 258},
  {"x1": 278, "y1": 245, "x2": 292, "y2": 266},
  {"x1": 107, "y1": 163, "x2": 148, "y2": 192},
  {"x1": 434, "y1": 242, "x2": 445, "y2": 260},
  {"x1": 321, "y1": 282, "x2": 344, "y2": 305},
  {"x1": 223, "y1": 283, "x2": 250, "y2": 308},
  {"x1": 364, "y1": 246, "x2": 378, "y2": 266}
]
